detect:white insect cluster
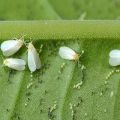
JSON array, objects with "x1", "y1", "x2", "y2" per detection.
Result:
[
  {"x1": 0, "y1": 37, "x2": 41, "y2": 72},
  {"x1": 59, "y1": 46, "x2": 79, "y2": 60},
  {"x1": 109, "y1": 50, "x2": 120, "y2": 66}
]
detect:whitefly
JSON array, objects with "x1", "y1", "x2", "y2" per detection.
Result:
[
  {"x1": 3, "y1": 58, "x2": 26, "y2": 71},
  {"x1": 109, "y1": 50, "x2": 120, "y2": 66},
  {"x1": 1, "y1": 38, "x2": 24, "y2": 56},
  {"x1": 59, "y1": 46, "x2": 80, "y2": 61},
  {"x1": 27, "y1": 43, "x2": 41, "y2": 73}
]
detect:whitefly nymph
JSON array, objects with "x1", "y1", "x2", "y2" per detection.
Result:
[
  {"x1": 109, "y1": 50, "x2": 120, "y2": 66},
  {"x1": 59, "y1": 46, "x2": 80, "y2": 61},
  {"x1": 28, "y1": 43, "x2": 41, "y2": 73},
  {"x1": 3, "y1": 58, "x2": 26, "y2": 71},
  {"x1": 1, "y1": 38, "x2": 24, "y2": 56}
]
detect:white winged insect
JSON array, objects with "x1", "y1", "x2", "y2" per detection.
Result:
[
  {"x1": 1, "y1": 37, "x2": 24, "y2": 56},
  {"x1": 3, "y1": 58, "x2": 26, "y2": 71},
  {"x1": 28, "y1": 43, "x2": 41, "y2": 73},
  {"x1": 59, "y1": 46, "x2": 85, "y2": 86},
  {"x1": 109, "y1": 50, "x2": 120, "y2": 66},
  {"x1": 59, "y1": 46, "x2": 80, "y2": 61}
]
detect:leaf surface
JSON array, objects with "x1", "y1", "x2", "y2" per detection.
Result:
[{"x1": 0, "y1": 0, "x2": 120, "y2": 120}]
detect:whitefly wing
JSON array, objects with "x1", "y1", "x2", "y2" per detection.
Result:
[
  {"x1": 28, "y1": 43, "x2": 41, "y2": 72},
  {"x1": 1, "y1": 39, "x2": 23, "y2": 56},
  {"x1": 59, "y1": 46, "x2": 77, "y2": 60},
  {"x1": 4, "y1": 58, "x2": 26, "y2": 71},
  {"x1": 28, "y1": 47, "x2": 36, "y2": 72},
  {"x1": 109, "y1": 50, "x2": 120, "y2": 66}
]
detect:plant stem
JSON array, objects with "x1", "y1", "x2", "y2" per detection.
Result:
[{"x1": 0, "y1": 20, "x2": 120, "y2": 40}]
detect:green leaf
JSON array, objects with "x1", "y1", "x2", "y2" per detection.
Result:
[
  {"x1": 0, "y1": 21, "x2": 120, "y2": 120},
  {"x1": 49, "y1": 0, "x2": 120, "y2": 19},
  {"x1": 0, "y1": 0, "x2": 120, "y2": 120},
  {"x1": 0, "y1": 21, "x2": 120, "y2": 40},
  {"x1": 0, "y1": 0, "x2": 120, "y2": 20}
]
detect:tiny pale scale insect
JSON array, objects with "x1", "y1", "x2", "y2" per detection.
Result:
[
  {"x1": 1, "y1": 39, "x2": 24, "y2": 56},
  {"x1": 59, "y1": 46, "x2": 79, "y2": 60},
  {"x1": 28, "y1": 43, "x2": 41, "y2": 73},
  {"x1": 109, "y1": 50, "x2": 120, "y2": 66},
  {"x1": 3, "y1": 58, "x2": 26, "y2": 71}
]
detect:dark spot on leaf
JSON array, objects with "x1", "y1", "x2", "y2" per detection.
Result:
[{"x1": 26, "y1": 92, "x2": 31, "y2": 96}]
